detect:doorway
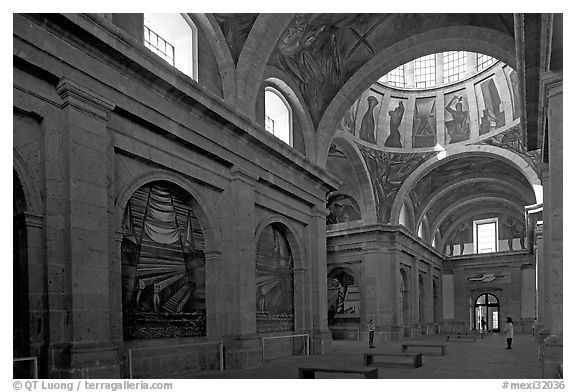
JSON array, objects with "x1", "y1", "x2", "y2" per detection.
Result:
[{"x1": 474, "y1": 293, "x2": 500, "y2": 332}]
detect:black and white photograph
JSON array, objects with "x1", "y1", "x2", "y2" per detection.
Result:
[{"x1": 11, "y1": 6, "x2": 565, "y2": 389}]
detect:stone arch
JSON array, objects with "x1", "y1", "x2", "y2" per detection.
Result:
[
  {"x1": 414, "y1": 173, "x2": 535, "y2": 231},
  {"x1": 254, "y1": 216, "x2": 306, "y2": 271},
  {"x1": 330, "y1": 133, "x2": 377, "y2": 224},
  {"x1": 236, "y1": 14, "x2": 295, "y2": 119},
  {"x1": 439, "y1": 205, "x2": 524, "y2": 252},
  {"x1": 115, "y1": 170, "x2": 221, "y2": 254},
  {"x1": 432, "y1": 195, "x2": 524, "y2": 239},
  {"x1": 263, "y1": 67, "x2": 315, "y2": 159},
  {"x1": 189, "y1": 13, "x2": 237, "y2": 104},
  {"x1": 254, "y1": 217, "x2": 304, "y2": 333},
  {"x1": 13, "y1": 148, "x2": 42, "y2": 215},
  {"x1": 389, "y1": 145, "x2": 541, "y2": 224},
  {"x1": 315, "y1": 26, "x2": 517, "y2": 166}
]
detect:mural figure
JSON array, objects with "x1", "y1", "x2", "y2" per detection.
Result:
[
  {"x1": 384, "y1": 101, "x2": 405, "y2": 148},
  {"x1": 503, "y1": 218, "x2": 526, "y2": 250},
  {"x1": 477, "y1": 126, "x2": 541, "y2": 172},
  {"x1": 340, "y1": 101, "x2": 358, "y2": 135},
  {"x1": 478, "y1": 78, "x2": 505, "y2": 135},
  {"x1": 413, "y1": 98, "x2": 436, "y2": 148},
  {"x1": 271, "y1": 14, "x2": 382, "y2": 125},
  {"x1": 509, "y1": 70, "x2": 521, "y2": 120},
  {"x1": 359, "y1": 147, "x2": 437, "y2": 223},
  {"x1": 327, "y1": 269, "x2": 358, "y2": 325},
  {"x1": 454, "y1": 224, "x2": 470, "y2": 255},
  {"x1": 359, "y1": 96, "x2": 379, "y2": 143},
  {"x1": 121, "y1": 182, "x2": 206, "y2": 340},
  {"x1": 326, "y1": 194, "x2": 362, "y2": 224},
  {"x1": 445, "y1": 95, "x2": 470, "y2": 143},
  {"x1": 256, "y1": 226, "x2": 295, "y2": 333}
]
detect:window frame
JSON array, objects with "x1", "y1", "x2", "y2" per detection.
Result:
[
  {"x1": 414, "y1": 54, "x2": 436, "y2": 88},
  {"x1": 143, "y1": 13, "x2": 198, "y2": 81},
  {"x1": 264, "y1": 86, "x2": 294, "y2": 147},
  {"x1": 473, "y1": 217, "x2": 499, "y2": 253}
]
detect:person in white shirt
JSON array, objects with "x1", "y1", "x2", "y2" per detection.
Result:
[{"x1": 504, "y1": 316, "x2": 514, "y2": 349}]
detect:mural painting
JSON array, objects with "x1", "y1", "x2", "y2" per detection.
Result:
[
  {"x1": 444, "y1": 90, "x2": 470, "y2": 144},
  {"x1": 359, "y1": 146, "x2": 437, "y2": 223},
  {"x1": 269, "y1": 14, "x2": 385, "y2": 125},
  {"x1": 213, "y1": 14, "x2": 259, "y2": 64},
  {"x1": 412, "y1": 97, "x2": 436, "y2": 148},
  {"x1": 256, "y1": 225, "x2": 295, "y2": 333},
  {"x1": 501, "y1": 217, "x2": 527, "y2": 250},
  {"x1": 121, "y1": 181, "x2": 206, "y2": 340},
  {"x1": 475, "y1": 77, "x2": 505, "y2": 135},
  {"x1": 384, "y1": 98, "x2": 406, "y2": 148},
  {"x1": 503, "y1": 66, "x2": 521, "y2": 120},
  {"x1": 445, "y1": 223, "x2": 471, "y2": 256},
  {"x1": 326, "y1": 194, "x2": 362, "y2": 224},
  {"x1": 476, "y1": 125, "x2": 541, "y2": 171},
  {"x1": 327, "y1": 269, "x2": 359, "y2": 325},
  {"x1": 359, "y1": 96, "x2": 380, "y2": 143},
  {"x1": 339, "y1": 100, "x2": 359, "y2": 135}
]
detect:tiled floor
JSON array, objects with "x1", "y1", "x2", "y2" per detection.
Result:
[{"x1": 187, "y1": 333, "x2": 540, "y2": 379}]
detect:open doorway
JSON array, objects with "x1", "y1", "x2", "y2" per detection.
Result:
[{"x1": 474, "y1": 293, "x2": 500, "y2": 332}]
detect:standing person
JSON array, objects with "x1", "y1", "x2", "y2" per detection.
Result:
[
  {"x1": 367, "y1": 319, "x2": 376, "y2": 349},
  {"x1": 532, "y1": 317, "x2": 538, "y2": 336},
  {"x1": 504, "y1": 316, "x2": 514, "y2": 349},
  {"x1": 481, "y1": 317, "x2": 487, "y2": 335}
]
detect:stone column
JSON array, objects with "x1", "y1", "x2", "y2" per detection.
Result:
[
  {"x1": 538, "y1": 71, "x2": 562, "y2": 378},
  {"x1": 223, "y1": 166, "x2": 261, "y2": 368},
  {"x1": 293, "y1": 267, "x2": 307, "y2": 333},
  {"x1": 308, "y1": 206, "x2": 333, "y2": 354},
  {"x1": 55, "y1": 78, "x2": 118, "y2": 378},
  {"x1": 442, "y1": 271, "x2": 455, "y2": 323},
  {"x1": 204, "y1": 250, "x2": 224, "y2": 340}
]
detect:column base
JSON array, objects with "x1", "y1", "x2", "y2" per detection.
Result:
[
  {"x1": 539, "y1": 334, "x2": 563, "y2": 379},
  {"x1": 48, "y1": 342, "x2": 120, "y2": 378},
  {"x1": 311, "y1": 328, "x2": 332, "y2": 355},
  {"x1": 223, "y1": 333, "x2": 262, "y2": 370}
]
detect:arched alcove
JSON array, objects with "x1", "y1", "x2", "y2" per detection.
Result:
[
  {"x1": 121, "y1": 180, "x2": 207, "y2": 339},
  {"x1": 256, "y1": 222, "x2": 296, "y2": 333}
]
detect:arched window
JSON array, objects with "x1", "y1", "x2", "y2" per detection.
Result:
[
  {"x1": 144, "y1": 13, "x2": 198, "y2": 80},
  {"x1": 264, "y1": 87, "x2": 293, "y2": 146}
]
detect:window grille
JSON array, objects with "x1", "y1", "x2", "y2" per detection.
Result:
[
  {"x1": 477, "y1": 53, "x2": 497, "y2": 71},
  {"x1": 386, "y1": 65, "x2": 406, "y2": 87},
  {"x1": 144, "y1": 25, "x2": 175, "y2": 66},
  {"x1": 414, "y1": 54, "x2": 436, "y2": 88},
  {"x1": 443, "y1": 51, "x2": 467, "y2": 84},
  {"x1": 265, "y1": 115, "x2": 275, "y2": 134}
]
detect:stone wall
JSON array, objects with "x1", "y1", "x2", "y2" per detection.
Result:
[{"x1": 13, "y1": 13, "x2": 338, "y2": 377}]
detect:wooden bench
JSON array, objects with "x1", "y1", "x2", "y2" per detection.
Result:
[
  {"x1": 298, "y1": 365, "x2": 378, "y2": 378},
  {"x1": 402, "y1": 343, "x2": 447, "y2": 356},
  {"x1": 446, "y1": 335, "x2": 476, "y2": 342},
  {"x1": 364, "y1": 352, "x2": 422, "y2": 368}
]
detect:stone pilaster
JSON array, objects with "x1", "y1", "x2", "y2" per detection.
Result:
[
  {"x1": 308, "y1": 205, "x2": 332, "y2": 354},
  {"x1": 54, "y1": 78, "x2": 118, "y2": 378},
  {"x1": 538, "y1": 71, "x2": 562, "y2": 378},
  {"x1": 222, "y1": 166, "x2": 261, "y2": 368}
]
